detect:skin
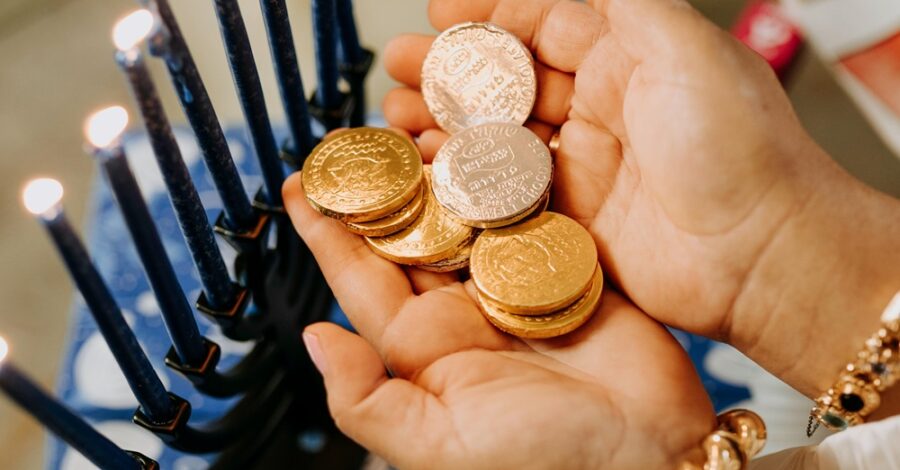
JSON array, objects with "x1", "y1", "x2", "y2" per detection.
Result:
[{"x1": 285, "y1": 0, "x2": 900, "y2": 467}]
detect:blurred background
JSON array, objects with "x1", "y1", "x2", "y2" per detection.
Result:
[{"x1": 0, "y1": 0, "x2": 897, "y2": 468}]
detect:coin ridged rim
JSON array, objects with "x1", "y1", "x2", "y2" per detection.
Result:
[
  {"x1": 302, "y1": 128, "x2": 424, "y2": 223},
  {"x1": 478, "y1": 267, "x2": 603, "y2": 339},
  {"x1": 345, "y1": 183, "x2": 426, "y2": 237},
  {"x1": 446, "y1": 181, "x2": 551, "y2": 229},
  {"x1": 432, "y1": 124, "x2": 553, "y2": 227},
  {"x1": 470, "y1": 212, "x2": 598, "y2": 314},
  {"x1": 419, "y1": 243, "x2": 474, "y2": 273},
  {"x1": 421, "y1": 22, "x2": 537, "y2": 134},
  {"x1": 365, "y1": 169, "x2": 476, "y2": 265}
]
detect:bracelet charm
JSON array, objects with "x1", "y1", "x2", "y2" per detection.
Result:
[
  {"x1": 679, "y1": 409, "x2": 766, "y2": 470},
  {"x1": 809, "y1": 293, "x2": 900, "y2": 435}
]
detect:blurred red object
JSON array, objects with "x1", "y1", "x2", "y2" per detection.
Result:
[
  {"x1": 840, "y1": 33, "x2": 900, "y2": 118},
  {"x1": 732, "y1": 0, "x2": 804, "y2": 82}
]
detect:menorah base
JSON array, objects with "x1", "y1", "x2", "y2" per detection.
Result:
[{"x1": 238, "y1": 412, "x2": 369, "y2": 470}]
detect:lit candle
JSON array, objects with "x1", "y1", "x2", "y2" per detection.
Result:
[
  {"x1": 260, "y1": 0, "x2": 315, "y2": 158},
  {"x1": 212, "y1": 0, "x2": 285, "y2": 206},
  {"x1": 23, "y1": 179, "x2": 174, "y2": 423},
  {"x1": 113, "y1": 10, "x2": 238, "y2": 311},
  {"x1": 140, "y1": 0, "x2": 256, "y2": 231},
  {"x1": 312, "y1": 0, "x2": 342, "y2": 110},
  {"x1": 0, "y1": 337, "x2": 142, "y2": 470},
  {"x1": 334, "y1": 0, "x2": 364, "y2": 65},
  {"x1": 85, "y1": 107, "x2": 207, "y2": 367}
]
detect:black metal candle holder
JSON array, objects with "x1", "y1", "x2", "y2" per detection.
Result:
[{"x1": 86, "y1": 1, "x2": 372, "y2": 468}]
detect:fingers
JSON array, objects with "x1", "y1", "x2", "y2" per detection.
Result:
[
  {"x1": 428, "y1": 0, "x2": 605, "y2": 72},
  {"x1": 283, "y1": 173, "x2": 414, "y2": 340},
  {"x1": 418, "y1": 129, "x2": 450, "y2": 162},
  {"x1": 428, "y1": 0, "x2": 498, "y2": 30},
  {"x1": 384, "y1": 34, "x2": 433, "y2": 89},
  {"x1": 525, "y1": 120, "x2": 555, "y2": 143},
  {"x1": 386, "y1": 127, "x2": 413, "y2": 141},
  {"x1": 303, "y1": 323, "x2": 439, "y2": 467},
  {"x1": 383, "y1": 88, "x2": 437, "y2": 135},
  {"x1": 549, "y1": 119, "x2": 621, "y2": 221},
  {"x1": 593, "y1": 0, "x2": 720, "y2": 61},
  {"x1": 533, "y1": 63, "x2": 575, "y2": 126}
]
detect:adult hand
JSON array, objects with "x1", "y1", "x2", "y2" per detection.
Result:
[
  {"x1": 283, "y1": 171, "x2": 714, "y2": 469},
  {"x1": 382, "y1": 0, "x2": 900, "y2": 400}
]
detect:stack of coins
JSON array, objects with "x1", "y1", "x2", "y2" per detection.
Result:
[
  {"x1": 302, "y1": 128, "x2": 425, "y2": 237},
  {"x1": 470, "y1": 212, "x2": 602, "y2": 339},
  {"x1": 300, "y1": 22, "x2": 604, "y2": 339},
  {"x1": 366, "y1": 167, "x2": 477, "y2": 272}
]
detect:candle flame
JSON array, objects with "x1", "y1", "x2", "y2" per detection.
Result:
[
  {"x1": 113, "y1": 9, "x2": 155, "y2": 52},
  {"x1": 85, "y1": 106, "x2": 129, "y2": 148},
  {"x1": 23, "y1": 178, "x2": 64, "y2": 216},
  {"x1": 0, "y1": 337, "x2": 7, "y2": 364}
]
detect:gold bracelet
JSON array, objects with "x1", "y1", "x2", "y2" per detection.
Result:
[
  {"x1": 808, "y1": 292, "x2": 900, "y2": 436},
  {"x1": 679, "y1": 409, "x2": 767, "y2": 470}
]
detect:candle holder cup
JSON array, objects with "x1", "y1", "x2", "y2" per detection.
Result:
[
  {"x1": 126, "y1": 452, "x2": 161, "y2": 470},
  {"x1": 308, "y1": 90, "x2": 355, "y2": 133},
  {"x1": 11, "y1": 0, "x2": 377, "y2": 467}
]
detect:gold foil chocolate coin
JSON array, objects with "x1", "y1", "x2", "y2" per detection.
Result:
[
  {"x1": 366, "y1": 168, "x2": 475, "y2": 265},
  {"x1": 478, "y1": 267, "x2": 603, "y2": 339},
  {"x1": 302, "y1": 128, "x2": 423, "y2": 223},
  {"x1": 345, "y1": 183, "x2": 426, "y2": 237},
  {"x1": 471, "y1": 212, "x2": 598, "y2": 315},
  {"x1": 422, "y1": 22, "x2": 537, "y2": 134},
  {"x1": 420, "y1": 243, "x2": 473, "y2": 273},
  {"x1": 432, "y1": 123, "x2": 552, "y2": 229}
]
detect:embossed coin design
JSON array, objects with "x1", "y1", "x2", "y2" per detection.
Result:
[
  {"x1": 345, "y1": 183, "x2": 426, "y2": 237},
  {"x1": 366, "y1": 168, "x2": 475, "y2": 265},
  {"x1": 432, "y1": 123, "x2": 552, "y2": 229},
  {"x1": 422, "y1": 22, "x2": 537, "y2": 134},
  {"x1": 478, "y1": 267, "x2": 603, "y2": 339},
  {"x1": 302, "y1": 128, "x2": 423, "y2": 223},
  {"x1": 471, "y1": 212, "x2": 598, "y2": 315}
]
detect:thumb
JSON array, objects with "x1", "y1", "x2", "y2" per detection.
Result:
[
  {"x1": 302, "y1": 323, "x2": 445, "y2": 467},
  {"x1": 595, "y1": 0, "x2": 724, "y2": 59}
]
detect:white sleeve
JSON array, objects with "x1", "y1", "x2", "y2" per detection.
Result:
[{"x1": 749, "y1": 415, "x2": 900, "y2": 470}]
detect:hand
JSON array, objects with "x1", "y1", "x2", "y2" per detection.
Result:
[
  {"x1": 283, "y1": 171, "x2": 714, "y2": 469},
  {"x1": 382, "y1": 0, "x2": 900, "y2": 398}
]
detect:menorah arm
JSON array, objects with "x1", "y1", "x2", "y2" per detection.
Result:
[
  {"x1": 134, "y1": 369, "x2": 291, "y2": 454},
  {"x1": 164, "y1": 339, "x2": 280, "y2": 399}
]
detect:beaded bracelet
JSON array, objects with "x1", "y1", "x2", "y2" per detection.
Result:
[
  {"x1": 808, "y1": 292, "x2": 900, "y2": 436},
  {"x1": 679, "y1": 409, "x2": 767, "y2": 470}
]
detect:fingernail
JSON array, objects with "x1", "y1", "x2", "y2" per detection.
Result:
[{"x1": 302, "y1": 331, "x2": 328, "y2": 375}]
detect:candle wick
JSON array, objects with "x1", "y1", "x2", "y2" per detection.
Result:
[{"x1": 38, "y1": 205, "x2": 63, "y2": 222}]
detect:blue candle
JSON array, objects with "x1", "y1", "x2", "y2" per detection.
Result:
[
  {"x1": 260, "y1": 0, "x2": 315, "y2": 158},
  {"x1": 114, "y1": 12, "x2": 238, "y2": 310},
  {"x1": 23, "y1": 179, "x2": 174, "y2": 423},
  {"x1": 140, "y1": 1, "x2": 257, "y2": 231},
  {"x1": 212, "y1": 0, "x2": 285, "y2": 206},
  {"x1": 312, "y1": 0, "x2": 342, "y2": 110},
  {"x1": 334, "y1": 0, "x2": 364, "y2": 65},
  {"x1": 86, "y1": 107, "x2": 207, "y2": 367},
  {"x1": 0, "y1": 337, "x2": 141, "y2": 470}
]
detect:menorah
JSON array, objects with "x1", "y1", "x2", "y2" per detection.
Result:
[{"x1": 1, "y1": 0, "x2": 375, "y2": 468}]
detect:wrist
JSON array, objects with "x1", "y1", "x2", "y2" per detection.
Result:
[{"x1": 727, "y1": 154, "x2": 900, "y2": 398}]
